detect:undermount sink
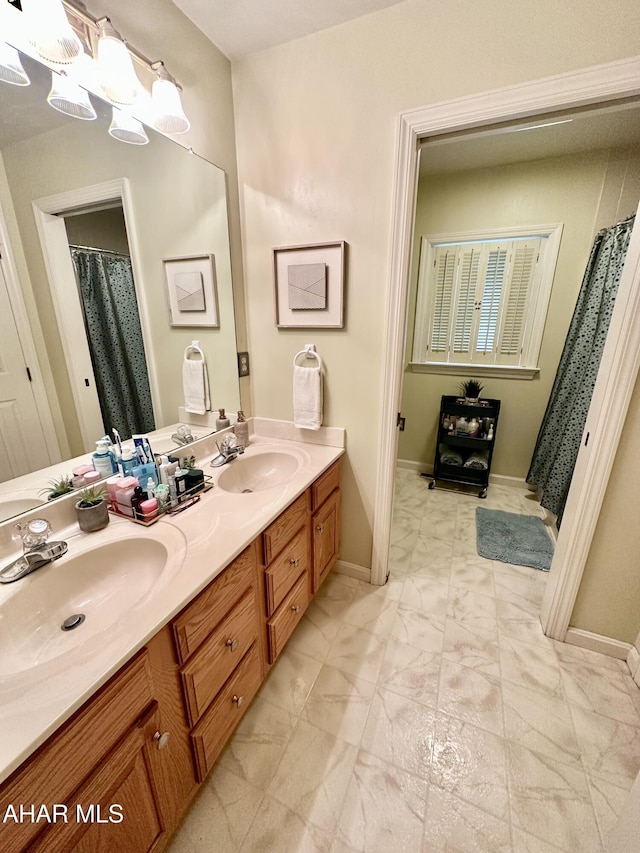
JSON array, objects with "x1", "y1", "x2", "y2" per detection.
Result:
[
  {"x1": 0, "y1": 525, "x2": 186, "y2": 677},
  {"x1": 216, "y1": 448, "x2": 306, "y2": 494}
]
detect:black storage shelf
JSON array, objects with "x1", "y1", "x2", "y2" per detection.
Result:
[{"x1": 425, "y1": 395, "x2": 501, "y2": 498}]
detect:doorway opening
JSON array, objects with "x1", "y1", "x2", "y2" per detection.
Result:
[{"x1": 373, "y1": 56, "x2": 640, "y2": 648}]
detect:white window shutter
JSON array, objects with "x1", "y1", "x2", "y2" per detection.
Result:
[
  {"x1": 476, "y1": 246, "x2": 507, "y2": 357},
  {"x1": 449, "y1": 246, "x2": 481, "y2": 362},
  {"x1": 496, "y1": 240, "x2": 540, "y2": 363},
  {"x1": 426, "y1": 248, "x2": 456, "y2": 360}
]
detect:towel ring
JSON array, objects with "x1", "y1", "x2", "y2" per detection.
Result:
[
  {"x1": 293, "y1": 345, "x2": 323, "y2": 370},
  {"x1": 184, "y1": 340, "x2": 205, "y2": 361}
]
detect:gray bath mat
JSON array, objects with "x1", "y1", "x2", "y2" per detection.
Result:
[{"x1": 476, "y1": 507, "x2": 554, "y2": 571}]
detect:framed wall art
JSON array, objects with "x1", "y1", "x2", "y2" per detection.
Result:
[
  {"x1": 164, "y1": 254, "x2": 219, "y2": 327},
  {"x1": 273, "y1": 241, "x2": 346, "y2": 328}
]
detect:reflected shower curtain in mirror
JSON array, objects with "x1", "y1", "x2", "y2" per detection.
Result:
[
  {"x1": 71, "y1": 248, "x2": 155, "y2": 441},
  {"x1": 526, "y1": 214, "x2": 635, "y2": 526}
]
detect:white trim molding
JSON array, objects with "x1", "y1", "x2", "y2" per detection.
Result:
[
  {"x1": 334, "y1": 560, "x2": 371, "y2": 583},
  {"x1": 564, "y1": 627, "x2": 632, "y2": 662},
  {"x1": 373, "y1": 54, "x2": 640, "y2": 630},
  {"x1": 409, "y1": 363, "x2": 539, "y2": 380}
]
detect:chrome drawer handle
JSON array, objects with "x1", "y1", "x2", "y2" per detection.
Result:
[
  {"x1": 153, "y1": 731, "x2": 171, "y2": 750},
  {"x1": 232, "y1": 694, "x2": 244, "y2": 708},
  {"x1": 291, "y1": 604, "x2": 300, "y2": 614},
  {"x1": 316, "y1": 523, "x2": 325, "y2": 533},
  {"x1": 290, "y1": 557, "x2": 300, "y2": 568},
  {"x1": 226, "y1": 638, "x2": 239, "y2": 652}
]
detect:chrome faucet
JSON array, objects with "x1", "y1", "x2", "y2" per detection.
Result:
[
  {"x1": 210, "y1": 434, "x2": 245, "y2": 467},
  {"x1": 0, "y1": 519, "x2": 68, "y2": 584}
]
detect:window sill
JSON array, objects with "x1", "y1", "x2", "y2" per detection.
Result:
[{"x1": 408, "y1": 362, "x2": 540, "y2": 380}]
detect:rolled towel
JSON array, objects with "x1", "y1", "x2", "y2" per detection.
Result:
[
  {"x1": 183, "y1": 358, "x2": 210, "y2": 415},
  {"x1": 439, "y1": 444, "x2": 463, "y2": 466},
  {"x1": 293, "y1": 363, "x2": 323, "y2": 430},
  {"x1": 464, "y1": 450, "x2": 489, "y2": 470}
]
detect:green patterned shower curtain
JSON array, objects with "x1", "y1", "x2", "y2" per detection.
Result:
[
  {"x1": 71, "y1": 248, "x2": 156, "y2": 441},
  {"x1": 526, "y1": 214, "x2": 635, "y2": 525}
]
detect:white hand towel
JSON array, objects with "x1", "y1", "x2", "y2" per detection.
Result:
[
  {"x1": 183, "y1": 358, "x2": 210, "y2": 415},
  {"x1": 293, "y1": 363, "x2": 323, "y2": 430}
]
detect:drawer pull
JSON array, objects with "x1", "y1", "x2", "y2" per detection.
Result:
[
  {"x1": 289, "y1": 557, "x2": 300, "y2": 568},
  {"x1": 316, "y1": 523, "x2": 325, "y2": 533},
  {"x1": 153, "y1": 731, "x2": 171, "y2": 750},
  {"x1": 226, "y1": 638, "x2": 239, "y2": 652},
  {"x1": 291, "y1": 604, "x2": 301, "y2": 614},
  {"x1": 232, "y1": 694, "x2": 244, "y2": 708}
]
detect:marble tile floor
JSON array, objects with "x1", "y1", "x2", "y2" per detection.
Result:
[{"x1": 167, "y1": 471, "x2": 640, "y2": 852}]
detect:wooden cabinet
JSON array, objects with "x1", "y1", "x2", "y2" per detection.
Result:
[
  {"x1": 0, "y1": 459, "x2": 342, "y2": 853},
  {"x1": 261, "y1": 492, "x2": 311, "y2": 665},
  {"x1": 29, "y1": 703, "x2": 166, "y2": 853},
  {"x1": 311, "y1": 460, "x2": 341, "y2": 593}
]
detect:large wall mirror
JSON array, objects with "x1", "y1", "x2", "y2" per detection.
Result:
[{"x1": 0, "y1": 49, "x2": 240, "y2": 521}]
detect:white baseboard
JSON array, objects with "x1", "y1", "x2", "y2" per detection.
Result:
[
  {"x1": 564, "y1": 627, "x2": 632, "y2": 661},
  {"x1": 627, "y1": 646, "x2": 640, "y2": 686},
  {"x1": 396, "y1": 459, "x2": 528, "y2": 490},
  {"x1": 334, "y1": 560, "x2": 371, "y2": 583}
]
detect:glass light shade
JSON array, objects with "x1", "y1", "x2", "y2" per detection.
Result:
[
  {"x1": 0, "y1": 42, "x2": 30, "y2": 86},
  {"x1": 47, "y1": 70, "x2": 96, "y2": 120},
  {"x1": 151, "y1": 77, "x2": 190, "y2": 134},
  {"x1": 108, "y1": 107, "x2": 148, "y2": 145},
  {"x1": 21, "y1": 0, "x2": 82, "y2": 64},
  {"x1": 97, "y1": 20, "x2": 140, "y2": 105}
]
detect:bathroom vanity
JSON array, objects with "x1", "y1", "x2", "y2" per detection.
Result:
[{"x1": 0, "y1": 430, "x2": 343, "y2": 852}]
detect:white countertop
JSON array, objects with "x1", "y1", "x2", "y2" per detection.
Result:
[{"x1": 0, "y1": 427, "x2": 344, "y2": 785}]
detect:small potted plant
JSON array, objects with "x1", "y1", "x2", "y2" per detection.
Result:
[
  {"x1": 459, "y1": 379, "x2": 484, "y2": 404},
  {"x1": 74, "y1": 485, "x2": 109, "y2": 533},
  {"x1": 40, "y1": 474, "x2": 75, "y2": 501}
]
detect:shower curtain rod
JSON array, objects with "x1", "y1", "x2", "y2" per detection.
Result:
[{"x1": 69, "y1": 244, "x2": 131, "y2": 258}]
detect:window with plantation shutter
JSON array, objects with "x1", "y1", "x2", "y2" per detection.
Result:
[{"x1": 412, "y1": 226, "x2": 562, "y2": 376}]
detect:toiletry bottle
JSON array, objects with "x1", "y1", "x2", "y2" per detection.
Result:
[
  {"x1": 216, "y1": 408, "x2": 230, "y2": 430},
  {"x1": 234, "y1": 411, "x2": 249, "y2": 446},
  {"x1": 487, "y1": 423, "x2": 494, "y2": 441},
  {"x1": 119, "y1": 445, "x2": 137, "y2": 476},
  {"x1": 93, "y1": 439, "x2": 115, "y2": 479},
  {"x1": 145, "y1": 477, "x2": 156, "y2": 500},
  {"x1": 457, "y1": 416, "x2": 468, "y2": 436}
]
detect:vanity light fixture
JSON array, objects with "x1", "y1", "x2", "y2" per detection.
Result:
[
  {"x1": 47, "y1": 68, "x2": 97, "y2": 119},
  {"x1": 96, "y1": 17, "x2": 140, "y2": 106},
  {"x1": 21, "y1": 0, "x2": 82, "y2": 64},
  {"x1": 108, "y1": 106, "x2": 149, "y2": 145},
  {"x1": 150, "y1": 61, "x2": 190, "y2": 134},
  {"x1": 0, "y1": 41, "x2": 30, "y2": 85}
]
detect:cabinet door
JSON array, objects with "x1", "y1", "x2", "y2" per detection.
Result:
[
  {"x1": 30, "y1": 704, "x2": 166, "y2": 853},
  {"x1": 312, "y1": 489, "x2": 340, "y2": 593}
]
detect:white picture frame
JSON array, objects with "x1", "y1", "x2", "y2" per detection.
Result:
[
  {"x1": 164, "y1": 254, "x2": 219, "y2": 327},
  {"x1": 274, "y1": 241, "x2": 346, "y2": 328}
]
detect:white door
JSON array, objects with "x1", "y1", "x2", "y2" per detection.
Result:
[{"x1": 0, "y1": 256, "x2": 52, "y2": 481}]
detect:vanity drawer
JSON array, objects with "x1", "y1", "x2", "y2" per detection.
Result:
[
  {"x1": 311, "y1": 460, "x2": 341, "y2": 511},
  {"x1": 264, "y1": 526, "x2": 309, "y2": 617},
  {"x1": 262, "y1": 492, "x2": 309, "y2": 565},
  {"x1": 0, "y1": 650, "x2": 154, "y2": 852},
  {"x1": 267, "y1": 573, "x2": 309, "y2": 663},
  {"x1": 180, "y1": 589, "x2": 258, "y2": 727},
  {"x1": 173, "y1": 542, "x2": 257, "y2": 664},
  {"x1": 190, "y1": 643, "x2": 262, "y2": 782}
]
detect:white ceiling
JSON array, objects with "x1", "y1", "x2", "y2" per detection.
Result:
[{"x1": 171, "y1": 0, "x2": 409, "y2": 60}]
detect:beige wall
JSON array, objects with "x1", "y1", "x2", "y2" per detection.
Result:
[
  {"x1": 232, "y1": 0, "x2": 640, "y2": 569},
  {"x1": 64, "y1": 209, "x2": 130, "y2": 256},
  {"x1": 571, "y1": 369, "x2": 640, "y2": 644},
  {"x1": 399, "y1": 148, "x2": 638, "y2": 478}
]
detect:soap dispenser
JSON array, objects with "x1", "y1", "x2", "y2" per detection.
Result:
[
  {"x1": 234, "y1": 411, "x2": 249, "y2": 446},
  {"x1": 216, "y1": 408, "x2": 230, "y2": 430},
  {"x1": 93, "y1": 439, "x2": 116, "y2": 479}
]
